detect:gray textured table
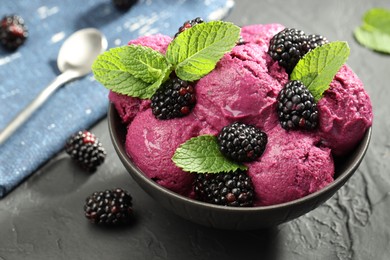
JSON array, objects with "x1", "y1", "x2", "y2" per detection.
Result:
[{"x1": 1, "y1": 0, "x2": 389, "y2": 259}]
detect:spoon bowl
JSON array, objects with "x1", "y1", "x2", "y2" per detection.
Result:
[
  {"x1": 58, "y1": 28, "x2": 108, "y2": 75},
  {"x1": 0, "y1": 28, "x2": 107, "y2": 145}
]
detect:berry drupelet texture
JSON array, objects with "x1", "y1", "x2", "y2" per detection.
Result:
[
  {"x1": 65, "y1": 130, "x2": 106, "y2": 172},
  {"x1": 84, "y1": 188, "x2": 133, "y2": 225},
  {"x1": 151, "y1": 76, "x2": 196, "y2": 120},
  {"x1": 174, "y1": 17, "x2": 204, "y2": 38},
  {"x1": 307, "y1": 34, "x2": 328, "y2": 50},
  {"x1": 277, "y1": 80, "x2": 319, "y2": 130},
  {"x1": 194, "y1": 170, "x2": 255, "y2": 207},
  {"x1": 268, "y1": 28, "x2": 328, "y2": 74},
  {"x1": 217, "y1": 122, "x2": 267, "y2": 162},
  {"x1": 0, "y1": 15, "x2": 28, "y2": 51},
  {"x1": 237, "y1": 36, "x2": 246, "y2": 45},
  {"x1": 268, "y1": 28, "x2": 307, "y2": 73}
]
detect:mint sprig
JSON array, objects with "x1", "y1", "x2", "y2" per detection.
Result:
[
  {"x1": 92, "y1": 21, "x2": 241, "y2": 99},
  {"x1": 290, "y1": 41, "x2": 350, "y2": 101},
  {"x1": 172, "y1": 135, "x2": 247, "y2": 174},
  {"x1": 354, "y1": 8, "x2": 390, "y2": 54},
  {"x1": 120, "y1": 45, "x2": 171, "y2": 84},
  {"x1": 92, "y1": 45, "x2": 170, "y2": 99},
  {"x1": 166, "y1": 21, "x2": 240, "y2": 81}
]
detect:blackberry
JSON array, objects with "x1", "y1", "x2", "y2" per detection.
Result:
[
  {"x1": 217, "y1": 122, "x2": 267, "y2": 162},
  {"x1": 307, "y1": 34, "x2": 328, "y2": 49},
  {"x1": 0, "y1": 15, "x2": 28, "y2": 51},
  {"x1": 268, "y1": 28, "x2": 308, "y2": 73},
  {"x1": 194, "y1": 170, "x2": 254, "y2": 207},
  {"x1": 268, "y1": 28, "x2": 328, "y2": 74},
  {"x1": 84, "y1": 188, "x2": 133, "y2": 225},
  {"x1": 151, "y1": 76, "x2": 196, "y2": 120},
  {"x1": 112, "y1": 0, "x2": 138, "y2": 10},
  {"x1": 277, "y1": 80, "x2": 319, "y2": 130},
  {"x1": 65, "y1": 130, "x2": 106, "y2": 172},
  {"x1": 174, "y1": 17, "x2": 204, "y2": 38},
  {"x1": 237, "y1": 36, "x2": 246, "y2": 45}
]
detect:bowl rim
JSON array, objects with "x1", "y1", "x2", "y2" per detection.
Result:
[{"x1": 108, "y1": 103, "x2": 372, "y2": 212}]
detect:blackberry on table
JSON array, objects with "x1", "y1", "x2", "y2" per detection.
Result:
[
  {"x1": 174, "y1": 17, "x2": 204, "y2": 38},
  {"x1": 84, "y1": 188, "x2": 133, "y2": 225},
  {"x1": 277, "y1": 80, "x2": 319, "y2": 130},
  {"x1": 151, "y1": 76, "x2": 196, "y2": 120},
  {"x1": 194, "y1": 170, "x2": 255, "y2": 207},
  {"x1": 268, "y1": 28, "x2": 328, "y2": 74},
  {"x1": 65, "y1": 130, "x2": 106, "y2": 172},
  {"x1": 112, "y1": 0, "x2": 138, "y2": 10},
  {"x1": 217, "y1": 122, "x2": 267, "y2": 162},
  {"x1": 0, "y1": 15, "x2": 28, "y2": 51}
]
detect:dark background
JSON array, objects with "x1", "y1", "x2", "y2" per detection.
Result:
[{"x1": 1, "y1": 0, "x2": 389, "y2": 259}]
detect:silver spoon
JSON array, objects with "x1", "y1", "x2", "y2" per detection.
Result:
[{"x1": 0, "y1": 28, "x2": 108, "y2": 145}]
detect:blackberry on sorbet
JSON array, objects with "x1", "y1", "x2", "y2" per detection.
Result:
[
  {"x1": 65, "y1": 130, "x2": 106, "y2": 172},
  {"x1": 174, "y1": 17, "x2": 204, "y2": 38},
  {"x1": 237, "y1": 36, "x2": 246, "y2": 45},
  {"x1": 151, "y1": 76, "x2": 196, "y2": 120},
  {"x1": 84, "y1": 188, "x2": 133, "y2": 225},
  {"x1": 268, "y1": 28, "x2": 328, "y2": 73},
  {"x1": 217, "y1": 122, "x2": 267, "y2": 162},
  {"x1": 277, "y1": 80, "x2": 319, "y2": 130},
  {"x1": 194, "y1": 170, "x2": 254, "y2": 207},
  {"x1": 307, "y1": 34, "x2": 328, "y2": 50},
  {"x1": 268, "y1": 28, "x2": 307, "y2": 73},
  {"x1": 0, "y1": 15, "x2": 28, "y2": 51}
]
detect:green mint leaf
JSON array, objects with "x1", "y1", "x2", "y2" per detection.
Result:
[
  {"x1": 166, "y1": 21, "x2": 241, "y2": 82},
  {"x1": 172, "y1": 135, "x2": 247, "y2": 174},
  {"x1": 354, "y1": 8, "x2": 390, "y2": 54},
  {"x1": 290, "y1": 41, "x2": 350, "y2": 101},
  {"x1": 354, "y1": 26, "x2": 390, "y2": 54},
  {"x1": 362, "y1": 8, "x2": 390, "y2": 34},
  {"x1": 119, "y1": 45, "x2": 171, "y2": 83},
  {"x1": 92, "y1": 46, "x2": 171, "y2": 99}
]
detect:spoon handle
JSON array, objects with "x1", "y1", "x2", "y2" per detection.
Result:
[{"x1": 0, "y1": 70, "x2": 81, "y2": 145}]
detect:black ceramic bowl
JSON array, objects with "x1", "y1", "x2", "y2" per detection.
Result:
[{"x1": 108, "y1": 104, "x2": 372, "y2": 230}]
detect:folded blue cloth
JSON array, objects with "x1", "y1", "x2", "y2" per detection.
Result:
[{"x1": 0, "y1": 0, "x2": 234, "y2": 198}]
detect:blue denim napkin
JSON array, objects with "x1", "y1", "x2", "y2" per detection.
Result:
[{"x1": 0, "y1": 0, "x2": 234, "y2": 198}]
